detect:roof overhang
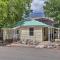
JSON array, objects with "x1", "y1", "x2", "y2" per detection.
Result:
[{"x1": 12, "y1": 26, "x2": 20, "y2": 29}]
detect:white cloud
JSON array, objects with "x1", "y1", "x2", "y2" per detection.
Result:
[{"x1": 31, "y1": 0, "x2": 45, "y2": 12}]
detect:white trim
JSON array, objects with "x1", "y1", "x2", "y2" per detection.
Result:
[{"x1": 12, "y1": 26, "x2": 20, "y2": 29}]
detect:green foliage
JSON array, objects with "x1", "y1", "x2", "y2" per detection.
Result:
[
  {"x1": 0, "y1": 0, "x2": 32, "y2": 28},
  {"x1": 44, "y1": 0, "x2": 60, "y2": 22}
]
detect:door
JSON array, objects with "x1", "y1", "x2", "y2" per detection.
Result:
[{"x1": 43, "y1": 27, "x2": 48, "y2": 41}]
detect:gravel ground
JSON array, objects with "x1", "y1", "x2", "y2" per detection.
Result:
[{"x1": 0, "y1": 47, "x2": 60, "y2": 60}]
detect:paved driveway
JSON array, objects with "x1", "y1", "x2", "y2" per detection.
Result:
[{"x1": 0, "y1": 47, "x2": 60, "y2": 60}]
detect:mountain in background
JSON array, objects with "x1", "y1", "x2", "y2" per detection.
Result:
[{"x1": 30, "y1": 11, "x2": 44, "y2": 17}]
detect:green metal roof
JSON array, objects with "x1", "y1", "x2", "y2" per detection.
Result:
[{"x1": 15, "y1": 19, "x2": 53, "y2": 27}]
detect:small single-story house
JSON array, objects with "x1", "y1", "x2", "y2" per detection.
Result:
[
  {"x1": 0, "y1": 19, "x2": 59, "y2": 44},
  {"x1": 14, "y1": 19, "x2": 57, "y2": 43}
]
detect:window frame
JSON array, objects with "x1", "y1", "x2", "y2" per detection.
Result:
[{"x1": 29, "y1": 28, "x2": 34, "y2": 36}]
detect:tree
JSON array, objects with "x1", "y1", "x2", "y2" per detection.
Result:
[
  {"x1": 0, "y1": 0, "x2": 32, "y2": 28},
  {"x1": 0, "y1": 0, "x2": 8, "y2": 28},
  {"x1": 44, "y1": 0, "x2": 60, "y2": 23}
]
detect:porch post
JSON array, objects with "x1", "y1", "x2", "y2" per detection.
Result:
[
  {"x1": 13, "y1": 29, "x2": 16, "y2": 42},
  {"x1": 58, "y1": 28, "x2": 60, "y2": 40},
  {"x1": 48, "y1": 27, "x2": 50, "y2": 42},
  {"x1": 51, "y1": 28, "x2": 52, "y2": 42},
  {"x1": 51, "y1": 28, "x2": 54, "y2": 42},
  {"x1": 53, "y1": 28, "x2": 54, "y2": 42}
]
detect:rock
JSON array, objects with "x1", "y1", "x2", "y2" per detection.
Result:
[
  {"x1": 35, "y1": 45, "x2": 45, "y2": 48},
  {"x1": 6, "y1": 45, "x2": 11, "y2": 47},
  {"x1": 6, "y1": 43, "x2": 21, "y2": 47},
  {"x1": 47, "y1": 45, "x2": 53, "y2": 49}
]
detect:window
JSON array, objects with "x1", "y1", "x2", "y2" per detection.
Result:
[{"x1": 29, "y1": 28, "x2": 34, "y2": 36}]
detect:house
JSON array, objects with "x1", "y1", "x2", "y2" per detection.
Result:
[
  {"x1": 0, "y1": 18, "x2": 59, "y2": 44},
  {"x1": 14, "y1": 19, "x2": 55, "y2": 43},
  {"x1": 0, "y1": 28, "x2": 13, "y2": 44}
]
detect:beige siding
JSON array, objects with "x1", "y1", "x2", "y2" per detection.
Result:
[{"x1": 20, "y1": 27, "x2": 43, "y2": 42}]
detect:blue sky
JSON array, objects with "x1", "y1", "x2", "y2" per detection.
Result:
[{"x1": 31, "y1": 0, "x2": 45, "y2": 17}]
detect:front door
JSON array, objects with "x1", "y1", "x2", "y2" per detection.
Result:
[{"x1": 43, "y1": 27, "x2": 48, "y2": 41}]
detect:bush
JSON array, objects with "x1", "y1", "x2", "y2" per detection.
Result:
[{"x1": 5, "y1": 39, "x2": 13, "y2": 44}]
